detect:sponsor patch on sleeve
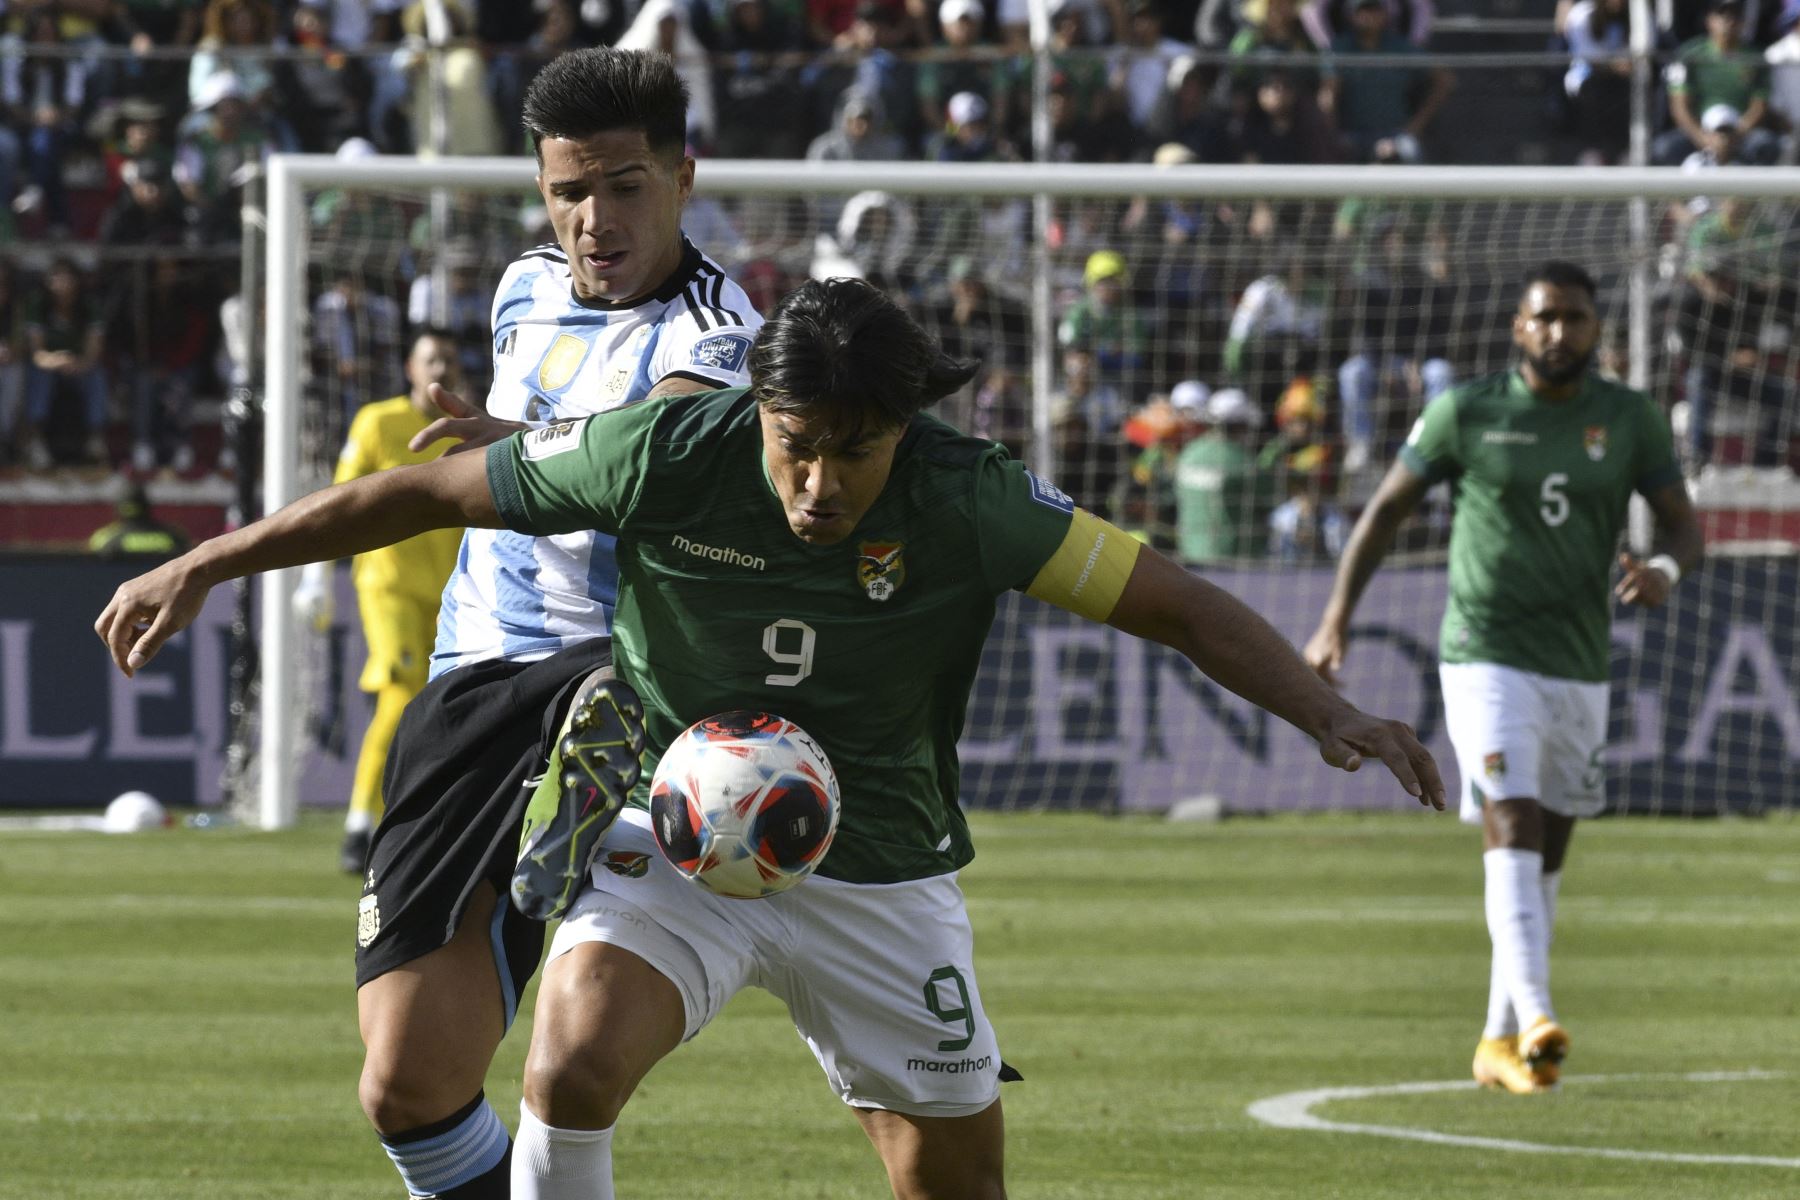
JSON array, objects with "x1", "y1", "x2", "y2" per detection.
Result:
[
  {"x1": 522, "y1": 417, "x2": 587, "y2": 461},
  {"x1": 1025, "y1": 470, "x2": 1076, "y2": 514},
  {"x1": 688, "y1": 333, "x2": 752, "y2": 376}
]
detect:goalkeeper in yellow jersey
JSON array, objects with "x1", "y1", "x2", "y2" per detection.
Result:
[{"x1": 295, "y1": 328, "x2": 466, "y2": 872}]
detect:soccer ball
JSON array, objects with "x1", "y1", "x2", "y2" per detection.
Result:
[
  {"x1": 103, "y1": 791, "x2": 169, "y2": 833},
  {"x1": 649, "y1": 711, "x2": 841, "y2": 899}
]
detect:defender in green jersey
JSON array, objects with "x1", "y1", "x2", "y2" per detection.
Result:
[
  {"x1": 1305, "y1": 261, "x2": 1704, "y2": 1096},
  {"x1": 96, "y1": 279, "x2": 1444, "y2": 1198}
]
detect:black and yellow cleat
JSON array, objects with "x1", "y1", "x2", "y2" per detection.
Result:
[
  {"x1": 1518, "y1": 1017, "x2": 1570, "y2": 1088},
  {"x1": 511, "y1": 671, "x2": 646, "y2": 921}
]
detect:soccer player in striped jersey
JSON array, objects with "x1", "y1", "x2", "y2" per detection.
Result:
[
  {"x1": 1304, "y1": 261, "x2": 1704, "y2": 1094},
  {"x1": 98, "y1": 279, "x2": 1442, "y2": 1197},
  {"x1": 291, "y1": 328, "x2": 465, "y2": 875}
]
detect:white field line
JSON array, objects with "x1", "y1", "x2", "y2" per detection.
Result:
[{"x1": 1247, "y1": 1071, "x2": 1800, "y2": 1168}]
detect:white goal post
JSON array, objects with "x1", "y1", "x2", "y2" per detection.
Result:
[{"x1": 257, "y1": 157, "x2": 1800, "y2": 830}]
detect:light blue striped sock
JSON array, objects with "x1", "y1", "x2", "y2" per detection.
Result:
[{"x1": 380, "y1": 1094, "x2": 510, "y2": 1198}]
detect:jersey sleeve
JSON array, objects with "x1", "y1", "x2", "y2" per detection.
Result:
[
  {"x1": 485, "y1": 401, "x2": 663, "y2": 538},
  {"x1": 971, "y1": 455, "x2": 1143, "y2": 621},
  {"x1": 332, "y1": 408, "x2": 377, "y2": 486},
  {"x1": 649, "y1": 285, "x2": 763, "y2": 390},
  {"x1": 1398, "y1": 388, "x2": 1461, "y2": 482},
  {"x1": 1630, "y1": 391, "x2": 1683, "y2": 495}
]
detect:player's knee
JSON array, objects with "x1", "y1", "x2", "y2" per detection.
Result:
[
  {"x1": 521, "y1": 1035, "x2": 637, "y2": 1130},
  {"x1": 885, "y1": 1156, "x2": 1006, "y2": 1200},
  {"x1": 358, "y1": 1052, "x2": 461, "y2": 1136}
]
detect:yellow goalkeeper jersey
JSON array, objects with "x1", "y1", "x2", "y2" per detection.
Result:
[{"x1": 333, "y1": 396, "x2": 463, "y2": 603}]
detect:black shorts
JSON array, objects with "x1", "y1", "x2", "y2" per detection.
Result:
[{"x1": 353, "y1": 638, "x2": 612, "y2": 1022}]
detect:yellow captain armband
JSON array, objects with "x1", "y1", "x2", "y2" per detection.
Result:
[{"x1": 1025, "y1": 509, "x2": 1143, "y2": 622}]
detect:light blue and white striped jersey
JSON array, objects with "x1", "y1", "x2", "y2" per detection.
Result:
[{"x1": 431, "y1": 239, "x2": 761, "y2": 677}]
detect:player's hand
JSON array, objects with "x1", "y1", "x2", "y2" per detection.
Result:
[
  {"x1": 292, "y1": 568, "x2": 334, "y2": 632},
  {"x1": 1315, "y1": 706, "x2": 1447, "y2": 811},
  {"x1": 1614, "y1": 552, "x2": 1672, "y2": 608},
  {"x1": 409, "y1": 382, "x2": 527, "y2": 455},
  {"x1": 94, "y1": 556, "x2": 214, "y2": 677},
  {"x1": 1302, "y1": 623, "x2": 1347, "y2": 687}
]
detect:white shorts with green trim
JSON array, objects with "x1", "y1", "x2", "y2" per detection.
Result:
[
  {"x1": 548, "y1": 809, "x2": 1003, "y2": 1118},
  {"x1": 1440, "y1": 661, "x2": 1610, "y2": 824}
]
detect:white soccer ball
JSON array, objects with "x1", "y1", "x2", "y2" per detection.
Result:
[
  {"x1": 649, "y1": 711, "x2": 841, "y2": 899},
  {"x1": 103, "y1": 790, "x2": 170, "y2": 833}
]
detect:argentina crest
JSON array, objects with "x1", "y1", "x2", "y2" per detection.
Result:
[{"x1": 857, "y1": 541, "x2": 905, "y2": 602}]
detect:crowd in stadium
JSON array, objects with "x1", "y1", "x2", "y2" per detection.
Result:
[{"x1": 0, "y1": 0, "x2": 1796, "y2": 552}]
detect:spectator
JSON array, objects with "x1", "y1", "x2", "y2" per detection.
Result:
[
  {"x1": 1224, "y1": 250, "x2": 1326, "y2": 408},
  {"x1": 931, "y1": 89, "x2": 1016, "y2": 159},
  {"x1": 1656, "y1": 0, "x2": 1782, "y2": 166},
  {"x1": 811, "y1": 189, "x2": 919, "y2": 292},
  {"x1": 406, "y1": 240, "x2": 491, "y2": 399},
  {"x1": 88, "y1": 481, "x2": 191, "y2": 558},
  {"x1": 713, "y1": 0, "x2": 809, "y2": 159},
  {"x1": 1175, "y1": 387, "x2": 1272, "y2": 562},
  {"x1": 806, "y1": 88, "x2": 905, "y2": 228},
  {"x1": 20, "y1": 259, "x2": 109, "y2": 469},
  {"x1": 1237, "y1": 66, "x2": 1334, "y2": 162},
  {"x1": 1121, "y1": 377, "x2": 1210, "y2": 544},
  {"x1": 100, "y1": 96, "x2": 173, "y2": 204},
  {"x1": 115, "y1": 0, "x2": 203, "y2": 100},
  {"x1": 1261, "y1": 377, "x2": 1348, "y2": 561},
  {"x1": 618, "y1": 0, "x2": 718, "y2": 151},
  {"x1": 393, "y1": 0, "x2": 503, "y2": 157},
  {"x1": 174, "y1": 71, "x2": 270, "y2": 233},
  {"x1": 1562, "y1": 0, "x2": 1633, "y2": 165},
  {"x1": 1051, "y1": 392, "x2": 1125, "y2": 516},
  {"x1": 1051, "y1": 342, "x2": 1127, "y2": 435},
  {"x1": 1111, "y1": 0, "x2": 1193, "y2": 136},
  {"x1": 98, "y1": 155, "x2": 199, "y2": 245},
  {"x1": 1675, "y1": 197, "x2": 1794, "y2": 466},
  {"x1": 1302, "y1": 0, "x2": 1434, "y2": 49},
  {"x1": 1058, "y1": 249, "x2": 1151, "y2": 404},
  {"x1": 190, "y1": 0, "x2": 280, "y2": 121},
  {"x1": 1318, "y1": 0, "x2": 1454, "y2": 162},
  {"x1": 311, "y1": 272, "x2": 405, "y2": 440},
  {"x1": 998, "y1": 0, "x2": 1117, "y2": 152},
  {"x1": 1146, "y1": 54, "x2": 1237, "y2": 159},
  {"x1": 1770, "y1": 1, "x2": 1800, "y2": 150},
  {"x1": 275, "y1": 2, "x2": 373, "y2": 152},
  {"x1": 119, "y1": 257, "x2": 211, "y2": 474},
  {"x1": 0, "y1": 260, "x2": 21, "y2": 464},
  {"x1": 1228, "y1": 0, "x2": 1320, "y2": 93},
  {"x1": 921, "y1": 254, "x2": 1029, "y2": 430},
  {"x1": 820, "y1": 2, "x2": 921, "y2": 151},
  {"x1": 2, "y1": 11, "x2": 90, "y2": 234},
  {"x1": 919, "y1": 0, "x2": 993, "y2": 136}
]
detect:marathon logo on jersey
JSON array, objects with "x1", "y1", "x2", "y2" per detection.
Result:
[
  {"x1": 857, "y1": 541, "x2": 905, "y2": 602},
  {"x1": 1482, "y1": 430, "x2": 1538, "y2": 446},
  {"x1": 601, "y1": 851, "x2": 651, "y2": 879},
  {"x1": 671, "y1": 533, "x2": 767, "y2": 571},
  {"x1": 1584, "y1": 425, "x2": 1608, "y2": 461},
  {"x1": 523, "y1": 417, "x2": 587, "y2": 461},
  {"x1": 1026, "y1": 470, "x2": 1075, "y2": 514},
  {"x1": 1483, "y1": 751, "x2": 1506, "y2": 782},
  {"x1": 690, "y1": 333, "x2": 751, "y2": 375}
]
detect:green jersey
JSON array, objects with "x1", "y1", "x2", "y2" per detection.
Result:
[
  {"x1": 488, "y1": 389, "x2": 1082, "y2": 884},
  {"x1": 1399, "y1": 370, "x2": 1680, "y2": 682}
]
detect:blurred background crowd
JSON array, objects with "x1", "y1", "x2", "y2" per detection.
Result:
[{"x1": 0, "y1": 0, "x2": 1796, "y2": 559}]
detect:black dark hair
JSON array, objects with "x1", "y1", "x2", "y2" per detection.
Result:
[
  {"x1": 1523, "y1": 260, "x2": 1598, "y2": 301},
  {"x1": 412, "y1": 325, "x2": 457, "y2": 347},
  {"x1": 750, "y1": 278, "x2": 978, "y2": 445},
  {"x1": 521, "y1": 48, "x2": 689, "y2": 163}
]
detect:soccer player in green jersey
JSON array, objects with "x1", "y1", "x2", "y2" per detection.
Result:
[
  {"x1": 1304, "y1": 260, "x2": 1705, "y2": 1095},
  {"x1": 98, "y1": 278, "x2": 1444, "y2": 1197}
]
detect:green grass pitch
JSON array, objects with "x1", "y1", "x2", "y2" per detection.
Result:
[{"x1": 3, "y1": 810, "x2": 1797, "y2": 1198}]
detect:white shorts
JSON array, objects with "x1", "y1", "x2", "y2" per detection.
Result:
[
  {"x1": 1439, "y1": 662, "x2": 1609, "y2": 825},
  {"x1": 549, "y1": 810, "x2": 1003, "y2": 1119}
]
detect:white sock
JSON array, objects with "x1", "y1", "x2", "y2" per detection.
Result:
[
  {"x1": 512, "y1": 1102, "x2": 615, "y2": 1200},
  {"x1": 1541, "y1": 870, "x2": 1562, "y2": 944},
  {"x1": 1483, "y1": 949, "x2": 1518, "y2": 1040},
  {"x1": 1484, "y1": 848, "x2": 1553, "y2": 1034}
]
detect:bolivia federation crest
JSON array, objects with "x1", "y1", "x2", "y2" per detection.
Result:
[
  {"x1": 1482, "y1": 751, "x2": 1506, "y2": 783},
  {"x1": 857, "y1": 541, "x2": 905, "y2": 602},
  {"x1": 1583, "y1": 425, "x2": 1608, "y2": 462}
]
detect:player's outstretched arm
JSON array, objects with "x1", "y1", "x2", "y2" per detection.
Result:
[
  {"x1": 1303, "y1": 459, "x2": 1430, "y2": 685},
  {"x1": 96, "y1": 451, "x2": 498, "y2": 677},
  {"x1": 1105, "y1": 545, "x2": 1447, "y2": 810}
]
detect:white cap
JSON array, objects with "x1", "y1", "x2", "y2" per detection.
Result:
[
  {"x1": 947, "y1": 91, "x2": 989, "y2": 127},
  {"x1": 335, "y1": 136, "x2": 379, "y2": 161},
  {"x1": 103, "y1": 791, "x2": 169, "y2": 833},
  {"x1": 1169, "y1": 380, "x2": 1211, "y2": 413},
  {"x1": 1701, "y1": 103, "x2": 1741, "y2": 132},
  {"x1": 939, "y1": 0, "x2": 984, "y2": 23},
  {"x1": 1205, "y1": 388, "x2": 1262, "y2": 428},
  {"x1": 193, "y1": 71, "x2": 245, "y2": 111}
]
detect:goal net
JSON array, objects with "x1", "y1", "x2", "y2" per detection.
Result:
[{"x1": 247, "y1": 158, "x2": 1800, "y2": 828}]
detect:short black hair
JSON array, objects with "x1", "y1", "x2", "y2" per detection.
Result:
[
  {"x1": 412, "y1": 325, "x2": 457, "y2": 348},
  {"x1": 521, "y1": 48, "x2": 689, "y2": 163},
  {"x1": 751, "y1": 278, "x2": 977, "y2": 445},
  {"x1": 1522, "y1": 260, "x2": 1598, "y2": 301}
]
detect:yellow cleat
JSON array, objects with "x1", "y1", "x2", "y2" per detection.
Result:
[
  {"x1": 1519, "y1": 1017, "x2": 1570, "y2": 1088},
  {"x1": 1472, "y1": 1035, "x2": 1550, "y2": 1094}
]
